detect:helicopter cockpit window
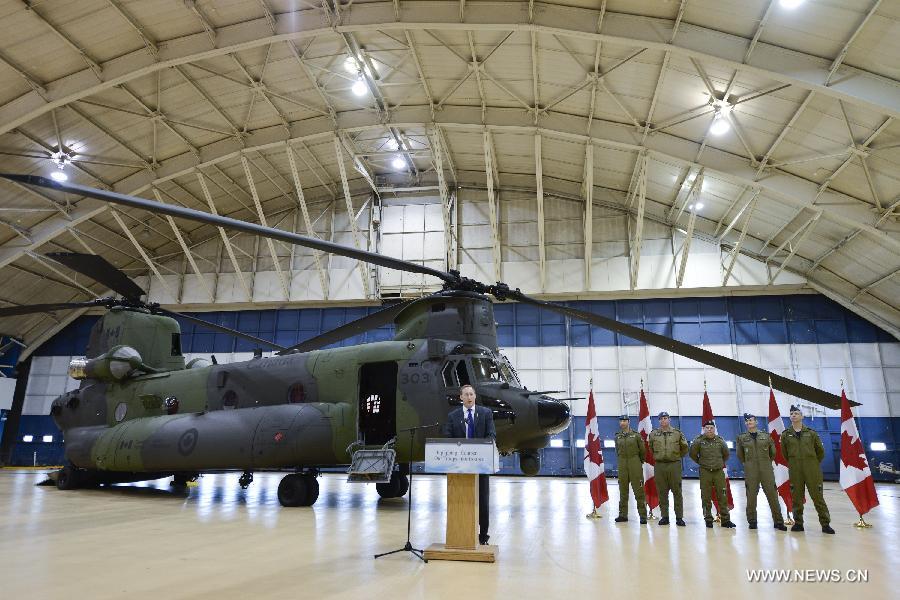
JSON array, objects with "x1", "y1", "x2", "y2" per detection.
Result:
[
  {"x1": 441, "y1": 361, "x2": 457, "y2": 387},
  {"x1": 471, "y1": 357, "x2": 502, "y2": 383},
  {"x1": 499, "y1": 359, "x2": 520, "y2": 386},
  {"x1": 171, "y1": 333, "x2": 182, "y2": 356},
  {"x1": 455, "y1": 360, "x2": 471, "y2": 386}
]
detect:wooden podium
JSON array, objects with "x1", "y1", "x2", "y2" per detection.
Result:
[{"x1": 423, "y1": 439, "x2": 498, "y2": 563}]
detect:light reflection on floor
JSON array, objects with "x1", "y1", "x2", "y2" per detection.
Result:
[{"x1": 0, "y1": 470, "x2": 897, "y2": 599}]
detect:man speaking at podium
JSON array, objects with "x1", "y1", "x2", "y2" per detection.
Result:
[{"x1": 442, "y1": 384, "x2": 497, "y2": 545}]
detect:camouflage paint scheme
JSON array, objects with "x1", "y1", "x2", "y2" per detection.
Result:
[{"x1": 50, "y1": 292, "x2": 571, "y2": 479}]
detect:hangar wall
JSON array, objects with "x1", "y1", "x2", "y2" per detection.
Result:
[{"x1": 11, "y1": 293, "x2": 898, "y2": 478}]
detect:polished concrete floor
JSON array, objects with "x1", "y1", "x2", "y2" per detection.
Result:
[{"x1": 1, "y1": 470, "x2": 897, "y2": 599}]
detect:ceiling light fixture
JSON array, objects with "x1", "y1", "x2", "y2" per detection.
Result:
[
  {"x1": 694, "y1": 202, "x2": 704, "y2": 211},
  {"x1": 344, "y1": 56, "x2": 358, "y2": 73},
  {"x1": 709, "y1": 113, "x2": 730, "y2": 136},
  {"x1": 351, "y1": 75, "x2": 367, "y2": 97},
  {"x1": 391, "y1": 156, "x2": 406, "y2": 170},
  {"x1": 780, "y1": 0, "x2": 804, "y2": 9}
]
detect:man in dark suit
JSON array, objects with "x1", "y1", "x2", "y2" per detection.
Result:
[{"x1": 442, "y1": 384, "x2": 496, "y2": 545}]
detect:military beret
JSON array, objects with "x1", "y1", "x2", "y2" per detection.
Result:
[
  {"x1": 658, "y1": 411, "x2": 670, "y2": 418},
  {"x1": 743, "y1": 413, "x2": 755, "y2": 420},
  {"x1": 618, "y1": 415, "x2": 629, "y2": 421},
  {"x1": 789, "y1": 405, "x2": 801, "y2": 413},
  {"x1": 702, "y1": 420, "x2": 715, "y2": 427}
]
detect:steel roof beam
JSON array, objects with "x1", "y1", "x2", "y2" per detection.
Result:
[{"x1": 5, "y1": 3, "x2": 900, "y2": 139}]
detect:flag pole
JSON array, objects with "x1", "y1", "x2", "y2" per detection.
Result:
[
  {"x1": 641, "y1": 377, "x2": 655, "y2": 520},
  {"x1": 586, "y1": 376, "x2": 603, "y2": 520},
  {"x1": 769, "y1": 376, "x2": 794, "y2": 525}
]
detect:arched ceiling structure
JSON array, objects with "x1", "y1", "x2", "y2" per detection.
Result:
[{"x1": 0, "y1": 0, "x2": 897, "y2": 353}]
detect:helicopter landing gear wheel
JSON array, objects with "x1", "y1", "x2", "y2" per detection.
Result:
[
  {"x1": 376, "y1": 471, "x2": 409, "y2": 499},
  {"x1": 278, "y1": 473, "x2": 319, "y2": 507},
  {"x1": 56, "y1": 466, "x2": 81, "y2": 490}
]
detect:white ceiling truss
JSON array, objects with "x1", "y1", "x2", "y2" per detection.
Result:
[{"x1": 0, "y1": 0, "x2": 897, "y2": 349}]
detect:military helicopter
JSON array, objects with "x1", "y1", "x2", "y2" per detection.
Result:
[{"x1": 0, "y1": 174, "x2": 851, "y2": 508}]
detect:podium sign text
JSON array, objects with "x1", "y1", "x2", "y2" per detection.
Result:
[{"x1": 424, "y1": 438, "x2": 499, "y2": 474}]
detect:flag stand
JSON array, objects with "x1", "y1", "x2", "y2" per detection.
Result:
[
  {"x1": 646, "y1": 510, "x2": 656, "y2": 520},
  {"x1": 854, "y1": 515, "x2": 873, "y2": 529},
  {"x1": 585, "y1": 506, "x2": 603, "y2": 519},
  {"x1": 785, "y1": 513, "x2": 794, "y2": 526}
]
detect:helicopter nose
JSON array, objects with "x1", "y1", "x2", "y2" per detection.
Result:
[{"x1": 537, "y1": 398, "x2": 571, "y2": 434}]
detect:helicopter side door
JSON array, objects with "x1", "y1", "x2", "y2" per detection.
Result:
[{"x1": 358, "y1": 361, "x2": 398, "y2": 446}]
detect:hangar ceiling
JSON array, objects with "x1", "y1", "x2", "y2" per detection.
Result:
[{"x1": 0, "y1": 0, "x2": 897, "y2": 353}]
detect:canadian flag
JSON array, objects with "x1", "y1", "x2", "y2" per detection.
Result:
[
  {"x1": 839, "y1": 388, "x2": 879, "y2": 516},
  {"x1": 767, "y1": 389, "x2": 794, "y2": 513},
  {"x1": 584, "y1": 389, "x2": 609, "y2": 509},
  {"x1": 702, "y1": 391, "x2": 734, "y2": 511},
  {"x1": 638, "y1": 388, "x2": 659, "y2": 511}
]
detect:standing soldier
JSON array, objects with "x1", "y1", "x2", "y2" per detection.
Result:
[
  {"x1": 780, "y1": 405, "x2": 835, "y2": 534},
  {"x1": 614, "y1": 415, "x2": 647, "y2": 524},
  {"x1": 690, "y1": 421, "x2": 737, "y2": 528},
  {"x1": 648, "y1": 412, "x2": 689, "y2": 526},
  {"x1": 736, "y1": 413, "x2": 787, "y2": 531}
]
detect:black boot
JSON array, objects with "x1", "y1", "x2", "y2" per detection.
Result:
[
  {"x1": 748, "y1": 521, "x2": 758, "y2": 530},
  {"x1": 822, "y1": 525, "x2": 835, "y2": 534},
  {"x1": 639, "y1": 517, "x2": 647, "y2": 524},
  {"x1": 675, "y1": 518, "x2": 686, "y2": 527},
  {"x1": 658, "y1": 517, "x2": 670, "y2": 526},
  {"x1": 705, "y1": 520, "x2": 713, "y2": 528},
  {"x1": 721, "y1": 520, "x2": 736, "y2": 528},
  {"x1": 791, "y1": 523, "x2": 804, "y2": 532},
  {"x1": 614, "y1": 516, "x2": 628, "y2": 523},
  {"x1": 774, "y1": 523, "x2": 787, "y2": 531}
]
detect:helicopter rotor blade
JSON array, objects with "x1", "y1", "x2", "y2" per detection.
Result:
[
  {"x1": 509, "y1": 291, "x2": 853, "y2": 409},
  {"x1": 154, "y1": 308, "x2": 286, "y2": 352},
  {"x1": 46, "y1": 252, "x2": 146, "y2": 301},
  {"x1": 4, "y1": 175, "x2": 456, "y2": 284},
  {"x1": 0, "y1": 301, "x2": 106, "y2": 318},
  {"x1": 276, "y1": 298, "x2": 417, "y2": 355}
]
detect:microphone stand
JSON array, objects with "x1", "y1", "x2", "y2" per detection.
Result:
[{"x1": 374, "y1": 422, "x2": 440, "y2": 563}]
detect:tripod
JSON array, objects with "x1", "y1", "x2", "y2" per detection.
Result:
[{"x1": 374, "y1": 422, "x2": 439, "y2": 563}]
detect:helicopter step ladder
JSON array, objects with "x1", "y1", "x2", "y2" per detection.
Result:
[{"x1": 346, "y1": 440, "x2": 396, "y2": 483}]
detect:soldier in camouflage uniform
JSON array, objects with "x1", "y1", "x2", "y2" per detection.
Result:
[
  {"x1": 736, "y1": 413, "x2": 787, "y2": 531},
  {"x1": 648, "y1": 412, "x2": 689, "y2": 526},
  {"x1": 614, "y1": 415, "x2": 647, "y2": 524},
  {"x1": 780, "y1": 405, "x2": 835, "y2": 534},
  {"x1": 690, "y1": 421, "x2": 736, "y2": 528}
]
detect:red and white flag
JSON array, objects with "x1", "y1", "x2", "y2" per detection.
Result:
[
  {"x1": 767, "y1": 389, "x2": 794, "y2": 513},
  {"x1": 638, "y1": 388, "x2": 659, "y2": 511},
  {"x1": 584, "y1": 389, "x2": 609, "y2": 509},
  {"x1": 702, "y1": 391, "x2": 734, "y2": 511},
  {"x1": 840, "y1": 388, "x2": 879, "y2": 516}
]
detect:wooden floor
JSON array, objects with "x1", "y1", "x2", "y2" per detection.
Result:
[{"x1": 1, "y1": 470, "x2": 897, "y2": 599}]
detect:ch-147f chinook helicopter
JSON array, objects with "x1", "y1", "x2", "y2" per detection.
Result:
[{"x1": 0, "y1": 174, "x2": 852, "y2": 508}]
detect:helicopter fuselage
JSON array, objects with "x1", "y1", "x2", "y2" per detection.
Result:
[{"x1": 52, "y1": 337, "x2": 570, "y2": 476}]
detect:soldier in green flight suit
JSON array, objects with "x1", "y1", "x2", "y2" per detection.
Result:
[
  {"x1": 648, "y1": 412, "x2": 689, "y2": 526},
  {"x1": 780, "y1": 405, "x2": 835, "y2": 534},
  {"x1": 614, "y1": 415, "x2": 647, "y2": 524},
  {"x1": 736, "y1": 413, "x2": 787, "y2": 531},
  {"x1": 690, "y1": 421, "x2": 736, "y2": 528}
]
